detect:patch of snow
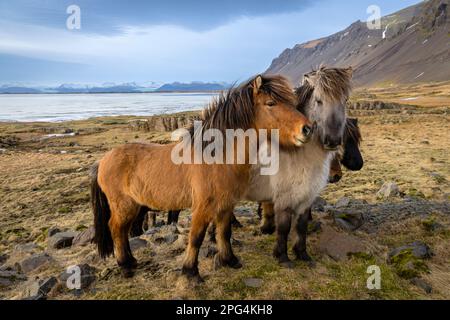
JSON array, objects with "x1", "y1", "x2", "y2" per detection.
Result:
[
  {"x1": 382, "y1": 21, "x2": 395, "y2": 39},
  {"x1": 406, "y1": 22, "x2": 419, "y2": 31},
  {"x1": 343, "y1": 32, "x2": 349, "y2": 37},
  {"x1": 422, "y1": 39, "x2": 428, "y2": 44},
  {"x1": 368, "y1": 44, "x2": 372, "y2": 47},
  {"x1": 402, "y1": 97, "x2": 419, "y2": 101},
  {"x1": 414, "y1": 72, "x2": 425, "y2": 79}
]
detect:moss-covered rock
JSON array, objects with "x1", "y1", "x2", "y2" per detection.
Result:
[{"x1": 389, "y1": 249, "x2": 430, "y2": 279}]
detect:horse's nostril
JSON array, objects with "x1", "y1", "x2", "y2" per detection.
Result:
[{"x1": 302, "y1": 125, "x2": 312, "y2": 137}]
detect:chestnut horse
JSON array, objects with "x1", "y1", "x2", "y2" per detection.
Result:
[{"x1": 90, "y1": 75, "x2": 312, "y2": 280}]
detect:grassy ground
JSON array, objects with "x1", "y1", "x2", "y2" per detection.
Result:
[
  {"x1": 0, "y1": 97, "x2": 449, "y2": 300},
  {"x1": 354, "y1": 81, "x2": 450, "y2": 107}
]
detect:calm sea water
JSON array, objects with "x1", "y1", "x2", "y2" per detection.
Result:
[{"x1": 0, "y1": 92, "x2": 218, "y2": 122}]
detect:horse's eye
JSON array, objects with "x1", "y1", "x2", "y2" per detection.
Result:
[
  {"x1": 316, "y1": 99, "x2": 323, "y2": 105},
  {"x1": 267, "y1": 101, "x2": 276, "y2": 107}
]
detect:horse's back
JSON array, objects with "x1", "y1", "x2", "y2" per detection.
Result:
[{"x1": 97, "y1": 142, "x2": 192, "y2": 210}]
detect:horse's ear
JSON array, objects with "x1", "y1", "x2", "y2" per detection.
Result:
[
  {"x1": 345, "y1": 66, "x2": 353, "y2": 77},
  {"x1": 302, "y1": 72, "x2": 315, "y2": 86},
  {"x1": 252, "y1": 75, "x2": 263, "y2": 97}
]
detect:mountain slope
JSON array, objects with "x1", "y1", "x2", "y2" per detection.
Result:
[{"x1": 265, "y1": 0, "x2": 449, "y2": 87}]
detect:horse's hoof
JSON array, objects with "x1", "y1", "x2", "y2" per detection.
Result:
[
  {"x1": 229, "y1": 258, "x2": 243, "y2": 269},
  {"x1": 260, "y1": 224, "x2": 275, "y2": 235},
  {"x1": 213, "y1": 254, "x2": 242, "y2": 270},
  {"x1": 186, "y1": 274, "x2": 205, "y2": 284},
  {"x1": 121, "y1": 268, "x2": 135, "y2": 278},
  {"x1": 130, "y1": 259, "x2": 138, "y2": 269},
  {"x1": 295, "y1": 251, "x2": 313, "y2": 262}
]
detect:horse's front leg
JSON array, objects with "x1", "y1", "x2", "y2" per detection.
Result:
[
  {"x1": 214, "y1": 210, "x2": 242, "y2": 270},
  {"x1": 273, "y1": 208, "x2": 294, "y2": 268},
  {"x1": 292, "y1": 207, "x2": 313, "y2": 263}
]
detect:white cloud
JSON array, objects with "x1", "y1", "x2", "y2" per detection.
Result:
[{"x1": 0, "y1": 4, "x2": 346, "y2": 82}]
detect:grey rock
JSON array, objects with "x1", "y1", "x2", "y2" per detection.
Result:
[
  {"x1": 317, "y1": 226, "x2": 367, "y2": 261},
  {"x1": 19, "y1": 253, "x2": 54, "y2": 273},
  {"x1": 410, "y1": 277, "x2": 432, "y2": 294},
  {"x1": 24, "y1": 277, "x2": 57, "y2": 297},
  {"x1": 0, "y1": 270, "x2": 27, "y2": 287},
  {"x1": 47, "y1": 231, "x2": 78, "y2": 249},
  {"x1": 129, "y1": 237, "x2": 148, "y2": 251},
  {"x1": 165, "y1": 233, "x2": 179, "y2": 245},
  {"x1": 14, "y1": 242, "x2": 39, "y2": 254},
  {"x1": 59, "y1": 264, "x2": 96, "y2": 290},
  {"x1": 333, "y1": 212, "x2": 365, "y2": 231},
  {"x1": 200, "y1": 244, "x2": 218, "y2": 258},
  {"x1": 47, "y1": 227, "x2": 61, "y2": 237},
  {"x1": 234, "y1": 207, "x2": 253, "y2": 217},
  {"x1": 72, "y1": 226, "x2": 95, "y2": 247},
  {"x1": 312, "y1": 197, "x2": 327, "y2": 212},
  {"x1": 154, "y1": 234, "x2": 178, "y2": 245},
  {"x1": 144, "y1": 228, "x2": 158, "y2": 236},
  {"x1": 0, "y1": 253, "x2": 8, "y2": 265},
  {"x1": 389, "y1": 241, "x2": 433, "y2": 261},
  {"x1": 377, "y1": 182, "x2": 400, "y2": 199},
  {"x1": 243, "y1": 278, "x2": 263, "y2": 288},
  {"x1": 335, "y1": 197, "x2": 352, "y2": 208}
]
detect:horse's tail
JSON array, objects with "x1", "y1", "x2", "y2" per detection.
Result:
[{"x1": 90, "y1": 162, "x2": 114, "y2": 259}]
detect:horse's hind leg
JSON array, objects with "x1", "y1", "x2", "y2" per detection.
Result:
[
  {"x1": 273, "y1": 208, "x2": 294, "y2": 268},
  {"x1": 214, "y1": 210, "x2": 242, "y2": 270},
  {"x1": 109, "y1": 199, "x2": 140, "y2": 278},
  {"x1": 293, "y1": 208, "x2": 313, "y2": 263},
  {"x1": 167, "y1": 210, "x2": 181, "y2": 225},
  {"x1": 182, "y1": 208, "x2": 211, "y2": 282},
  {"x1": 260, "y1": 202, "x2": 276, "y2": 235},
  {"x1": 130, "y1": 206, "x2": 148, "y2": 237}
]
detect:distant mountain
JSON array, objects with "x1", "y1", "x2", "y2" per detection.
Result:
[
  {"x1": 156, "y1": 82, "x2": 230, "y2": 92},
  {"x1": 266, "y1": 0, "x2": 450, "y2": 87},
  {"x1": 0, "y1": 81, "x2": 229, "y2": 94},
  {"x1": 0, "y1": 86, "x2": 41, "y2": 94}
]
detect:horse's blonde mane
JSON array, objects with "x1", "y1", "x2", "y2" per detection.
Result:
[{"x1": 300, "y1": 65, "x2": 353, "y2": 104}]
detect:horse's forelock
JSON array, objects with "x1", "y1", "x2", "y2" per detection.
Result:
[
  {"x1": 309, "y1": 65, "x2": 353, "y2": 103},
  {"x1": 259, "y1": 75, "x2": 296, "y2": 106}
]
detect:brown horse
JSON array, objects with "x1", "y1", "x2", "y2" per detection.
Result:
[{"x1": 90, "y1": 74, "x2": 312, "y2": 280}]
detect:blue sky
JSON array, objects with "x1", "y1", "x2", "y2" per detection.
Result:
[{"x1": 0, "y1": 0, "x2": 422, "y2": 85}]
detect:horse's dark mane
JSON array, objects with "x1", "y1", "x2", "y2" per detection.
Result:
[
  {"x1": 345, "y1": 118, "x2": 362, "y2": 146},
  {"x1": 294, "y1": 83, "x2": 314, "y2": 113},
  {"x1": 189, "y1": 75, "x2": 295, "y2": 137}
]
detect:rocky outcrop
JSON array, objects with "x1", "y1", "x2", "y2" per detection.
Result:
[{"x1": 128, "y1": 113, "x2": 201, "y2": 133}]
